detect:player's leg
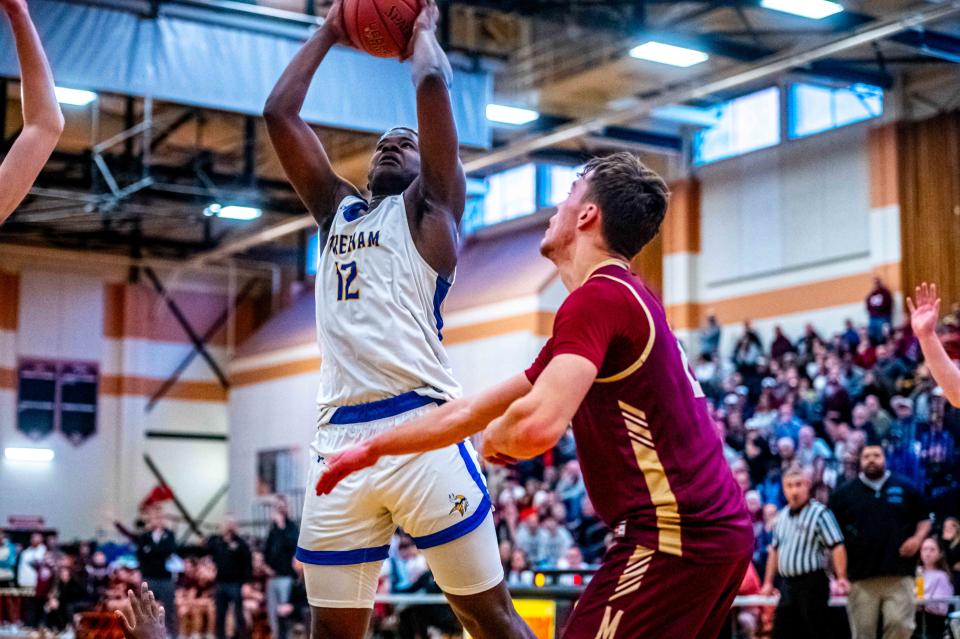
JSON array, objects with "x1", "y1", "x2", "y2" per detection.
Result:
[
  {"x1": 385, "y1": 438, "x2": 533, "y2": 639},
  {"x1": 420, "y1": 515, "x2": 535, "y2": 639},
  {"x1": 297, "y1": 425, "x2": 395, "y2": 639},
  {"x1": 560, "y1": 544, "x2": 742, "y2": 639},
  {"x1": 691, "y1": 553, "x2": 751, "y2": 639}
]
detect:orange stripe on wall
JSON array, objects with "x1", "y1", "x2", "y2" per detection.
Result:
[
  {"x1": 231, "y1": 358, "x2": 321, "y2": 387},
  {"x1": 869, "y1": 124, "x2": 899, "y2": 209},
  {"x1": 443, "y1": 311, "x2": 555, "y2": 345},
  {"x1": 667, "y1": 263, "x2": 901, "y2": 330},
  {"x1": 662, "y1": 179, "x2": 701, "y2": 255},
  {"x1": 0, "y1": 271, "x2": 19, "y2": 331},
  {"x1": 0, "y1": 367, "x2": 15, "y2": 389},
  {"x1": 0, "y1": 368, "x2": 224, "y2": 401},
  {"x1": 100, "y1": 375, "x2": 227, "y2": 402}
]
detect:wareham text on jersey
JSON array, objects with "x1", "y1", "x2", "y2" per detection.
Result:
[{"x1": 327, "y1": 231, "x2": 381, "y2": 256}]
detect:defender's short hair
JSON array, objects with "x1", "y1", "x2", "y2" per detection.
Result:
[{"x1": 581, "y1": 152, "x2": 670, "y2": 259}]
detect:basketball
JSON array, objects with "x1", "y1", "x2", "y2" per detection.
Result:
[{"x1": 343, "y1": 0, "x2": 419, "y2": 58}]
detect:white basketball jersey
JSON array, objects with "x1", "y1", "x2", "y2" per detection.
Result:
[{"x1": 315, "y1": 195, "x2": 461, "y2": 422}]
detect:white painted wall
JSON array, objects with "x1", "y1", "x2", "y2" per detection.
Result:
[
  {"x1": 698, "y1": 124, "x2": 871, "y2": 286},
  {"x1": 0, "y1": 269, "x2": 231, "y2": 539}
]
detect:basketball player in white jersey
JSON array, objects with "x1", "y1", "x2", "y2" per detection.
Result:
[
  {"x1": 0, "y1": 0, "x2": 63, "y2": 225},
  {"x1": 264, "y1": 2, "x2": 534, "y2": 638}
]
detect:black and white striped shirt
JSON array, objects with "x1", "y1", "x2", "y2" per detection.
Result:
[{"x1": 772, "y1": 499, "x2": 844, "y2": 578}]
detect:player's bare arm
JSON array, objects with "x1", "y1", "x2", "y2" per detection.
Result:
[
  {"x1": 402, "y1": 0, "x2": 466, "y2": 279},
  {"x1": 116, "y1": 583, "x2": 166, "y2": 639},
  {"x1": 263, "y1": 0, "x2": 359, "y2": 236},
  {"x1": 908, "y1": 282, "x2": 960, "y2": 407},
  {"x1": 481, "y1": 354, "x2": 596, "y2": 463},
  {"x1": 0, "y1": 0, "x2": 64, "y2": 225},
  {"x1": 315, "y1": 373, "x2": 531, "y2": 495}
]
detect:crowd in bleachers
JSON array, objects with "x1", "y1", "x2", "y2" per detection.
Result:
[{"x1": 2, "y1": 279, "x2": 960, "y2": 639}]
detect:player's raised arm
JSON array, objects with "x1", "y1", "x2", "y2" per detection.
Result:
[
  {"x1": 404, "y1": 0, "x2": 466, "y2": 278},
  {"x1": 315, "y1": 373, "x2": 532, "y2": 495},
  {"x1": 263, "y1": 0, "x2": 358, "y2": 234},
  {"x1": 909, "y1": 282, "x2": 960, "y2": 407},
  {"x1": 0, "y1": 0, "x2": 64, "y2": 225}
]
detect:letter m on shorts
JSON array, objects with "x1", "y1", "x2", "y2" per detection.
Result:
[{"x1": 594, "y1": 606, "x2": 624, "y2": 639}]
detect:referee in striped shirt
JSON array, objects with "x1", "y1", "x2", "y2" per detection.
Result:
[{"x1": 761, "y1": 465, "x2": 850, "y2": 639}]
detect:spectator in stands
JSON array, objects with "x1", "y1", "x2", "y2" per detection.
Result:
[
  {"x1": 0, "y1": 530, "x2": 17, "y2": 627},
  {"x1": 762, "y1": 465, "x2": 848, "y2": 639},
  {"x1": 17, "y1": 532, "x2": 46, "y2": 628},
  {"x1": 505, "y1": 549, "x2": 533, "y2": 587},
  {"x1": 135, "y1": 506, "x2": 178, "y2": 638},
  {"x1": 773, "y1": 402, "x2": 805, "y2": 444},
  {"x1": 539, "y1": 516, "x2": 573, "y2": 568},
  {"x1": 864, "y1": 395, "x2": 893, "y2": 440},
  {"x1": 572, "y1": 497, "x2": 607, "y2": 564},
  {"x1": 830, "y1": 443, "x2": 931, "y2": 639},
  {"x1": 939, "y1": 517, "x2": 960, "y2": 590},
  {"x1": 867, "y1": 277, "x2": 894, "y2": 345},
  {"x1": 700, "y1": 313, "x2": 722, "y2": 357},
  {"x1": 44, "y1": 563, "x2": 88, "y2": 631},
  {"x1": 555, "y1": 461, "x2": 586, "y2": 522},
  {"x1": 263, "y1": 495, "x2": 299, "y2": 639},
  {"x1": 842, "y1": 319, "x2": 861, "y2": 352},
  {"x1": 514, "y1": 512, "x2": 543, "y2": 566},
  {"x1": 734, "y1": 321, "x2": 764, "y2": 377},
  {"x1": 208, "y1": 515, "x2": 253, "y2": 639},
  {"x1": 796, "y1": 425, "x2": 832, "y2": 468},
  {"x1": 917, "y1": 536, "x2": 954, "y2": 639},
  {"x1": 277, "y1": 560, "x2": 308, "y2": 639},
  {"x1": 771, "y1": 326, "x2": 795, "y2": 361}
]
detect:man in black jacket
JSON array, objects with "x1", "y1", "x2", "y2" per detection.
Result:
[
  {"x1": 830, "y1": 443, "x2": 931, "y2": 639},
  {"x1": 135, "y1": 507, "x2": 178, "y2": 637},
  {"x1": 207, "y1": 516, "x2": 253, "y2": 639},
  {"x1": 264, "y1": 496, "x2": 299, "y2": 639}
]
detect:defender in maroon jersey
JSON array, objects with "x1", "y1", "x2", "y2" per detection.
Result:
[{"x1": 316, "y1": 152, "x2": 753, "y2": 638}]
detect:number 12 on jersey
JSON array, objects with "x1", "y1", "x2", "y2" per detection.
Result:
[{"x1": 335, "y1": 261, "x2": 360, "y2": 301}]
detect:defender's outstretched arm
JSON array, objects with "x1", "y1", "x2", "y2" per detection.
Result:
[
  {"x1": 0, "y1": 0, "x2": 64, "y2": 224},
  {"x1": 909, "y1": 282, "x2": 960, "y2": 407}
]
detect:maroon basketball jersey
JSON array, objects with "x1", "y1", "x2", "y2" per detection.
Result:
[{"x1": 527, "y1": 260, "x2": 752, "y2": 562}]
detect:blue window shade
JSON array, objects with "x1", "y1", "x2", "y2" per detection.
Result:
[
  {"x1": 694, "y1": 87, "x2": 781, "y2": 165},
  {"x1": 789, "y1": 82, "x2": 883, "y2": 139}
]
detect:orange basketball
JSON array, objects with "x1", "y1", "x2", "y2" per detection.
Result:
[{"x1": 343, "y1": 0, "x2": 419, "y2": 59}]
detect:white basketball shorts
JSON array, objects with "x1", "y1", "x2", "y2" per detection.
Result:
[{"x1": 296, "y1": 392, "x2": 504, "y2": 608}]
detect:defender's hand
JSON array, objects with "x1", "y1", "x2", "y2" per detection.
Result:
[
  {"x1": 908, "y1": 282, "x2": 942, "y2": 340},
  {"x1": 116, "y1": 583, "x2": 166, "y2": 639},
  {"x1": 315, "y1": 443, "x2": 379, "y2": 495}
]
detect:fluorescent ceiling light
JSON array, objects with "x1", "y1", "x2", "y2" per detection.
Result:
[
  {"x1": 5, "y1": 447, "x2": 54, "y2": 462},
  {"x1": 760, "y1": 0, "x2": 843, "y2": 20},
  {"x1": 486, "y1": 104, "x2": 540, "y2": 126},
  {"x1": 629, "y1": 41, "x2": 709, "y2": 67},
  {"x1": 54, "y1": 87, "x2": 97, "y2": 106},
  {"x1": 204, "y1": 203, "x2": 262, "y2": 221}
]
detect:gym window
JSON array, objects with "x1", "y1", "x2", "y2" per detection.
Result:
[
  {"x1": 788, "y1": 82, "x2": 884, "y2": 139},
  {"x1": 694, "y1": 86, "x2": 782, "y2": 165}
]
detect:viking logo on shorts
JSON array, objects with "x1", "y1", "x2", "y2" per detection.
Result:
[{"x1": 448, "y1": 494, "x2": 469, "y2": 517}]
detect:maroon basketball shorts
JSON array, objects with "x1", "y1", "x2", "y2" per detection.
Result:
[{"x1": 561, "y1": 542, "x2": 752, "y2": 639}]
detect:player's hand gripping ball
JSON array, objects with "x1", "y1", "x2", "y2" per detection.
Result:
[{"x1": 342, "y1": 0, "x2": 420, "y2": 58}]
